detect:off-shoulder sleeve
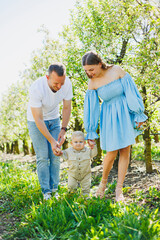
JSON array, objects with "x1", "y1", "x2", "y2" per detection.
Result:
[
  {"x1": 121, "y1": 73, "x2": 148, "y2": 123},
  {"x1": 84, "y1": 90, "x2": 100, "y2": 140}
]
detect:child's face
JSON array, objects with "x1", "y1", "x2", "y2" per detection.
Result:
[{"x1": 71, "y1": 136, "x2": 85, "y2": 151}]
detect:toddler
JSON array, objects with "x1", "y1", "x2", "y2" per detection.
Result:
[{"x1": 61, "y1": 131, "x2": 97, "y2": 196}]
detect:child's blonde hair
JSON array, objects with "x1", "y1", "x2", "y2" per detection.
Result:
[{"x1": 71, "y1": 131, "x2": 85, "y2": 140}]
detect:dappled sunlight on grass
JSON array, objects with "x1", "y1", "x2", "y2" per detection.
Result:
[
  {"x1": 0, "y1": 159, "x2": 160, "y2": 239},
  {"x1": 132, "y1": 141, "x2": 160, "y2": 161}
]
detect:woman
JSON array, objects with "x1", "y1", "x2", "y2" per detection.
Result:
[{"x1": 82, "y1": 51, "x2": 147, "y2": 202}]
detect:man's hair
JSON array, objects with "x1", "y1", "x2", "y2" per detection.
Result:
[
  {"x1": 48, "y1": 63, "x2": 66, "y2": 76},
  {"x1": 71, "y1": 131, "x2": 85, "y2": 140}
]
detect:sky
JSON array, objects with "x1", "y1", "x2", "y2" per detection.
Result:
[{"x1": 0, "y1": 0, "x2": 76, "y2": 100}]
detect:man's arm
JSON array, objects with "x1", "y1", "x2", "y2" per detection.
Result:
[
  {"x1": 58, "y1": 99, "x2": 72, "y2": 146},
  {"x1": 31, "y1": 107, "x2": 61, "y2": 155}
]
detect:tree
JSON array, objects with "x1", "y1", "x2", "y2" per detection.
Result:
[
  {"x1": 60, "y1": 0, "x2": 160, "y2": 171},
  {"x1": 0, "y1": 0, "x2": 159, "y2": 172},
  {"x1": 0, "y1": 29, "x2": 65, "y2": 155}
]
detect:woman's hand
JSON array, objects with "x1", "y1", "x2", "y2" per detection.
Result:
[
  {"x1": 88, "y1": 139, "x2": 96, "y2": 149},
  {"x1": 136, "y1": 122, "x2": 144, "y2": 128}
]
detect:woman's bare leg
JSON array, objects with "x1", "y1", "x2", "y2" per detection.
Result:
[
  {"x1": 116, "y1": 145, "x2": 131, "y2": 202},
  {"x1": 96, "y1": 150, "x2": 118, "y2": 198},
  {"x1": 102, "y1": 150, "x2": 118, "y2": 179}
]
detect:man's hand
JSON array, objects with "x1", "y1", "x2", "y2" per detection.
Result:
[
  {"x1": 88, "y1": 139, "x2": 96, "y2": 149},
  {"x1": 58, "y1": 129, "x2": 66, "y2": 147},
  {"x1": 31, "y1": 107, "x2": 64, "y2": 156},
  {"x1": 51, "y1": 139, "x2": 62, "y2": 156},
  {"x1": 31, "y1": 107, "x2": 62, "y2": 155}
]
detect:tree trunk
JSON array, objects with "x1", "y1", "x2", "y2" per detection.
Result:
[
  {"x1": 6, "y1": 142, "x2": 10, "y2": 154},
  {"x1": 23, "y1": 139, "x2": 29, "y2": 155},
  {"x1": 13, "y1": 140, "x2": 20, "y2": 154},
  {"x1": 74, "y1": 117, "x2": 83, "y2": 131},
  {"x1": 91, "y1": 138, "x2": 102, "y2": 166},
  {"x1": 142, "y1": 85, "x2": 152, "y2": 173},
  {"x1": 11, "y1": 141, "x2": 20, "y2": 154},
  {"x1": 92, "y1": 127, "x2": 102, "y2": 166},
  {"x1": 62, "y1": 140, "x2": 69, "y2": 150},
  {"x1": 153, "y1": 134, "x2": 159, "y2": 143},
  {"x1": 11, "y1": 142, "x2": 14, "y2": 153},
  {"x1": 72, "y1": 98, "x2": 83, "y2": 131},
  {"x1": 97, "y1": 136, "x2": 102, "y2": 164},
  {"x1": 31, "y1": 142, "x2": 35, "y2": 155},
  {"x1": 128, "y1": 145, "x2": 132, "y2": 169},
  {"x1": 143, "y1": 127, "x2": 152, "y2": 173},
  {"x1": 152, "y1": 129, "x2": 159, "y2": 143},
  {"x1": 135, "y1": 136, "x2": 139, "y2": 143},
  {"x1": 0, "y1": 143, "x2": 5, "y2": 152}
]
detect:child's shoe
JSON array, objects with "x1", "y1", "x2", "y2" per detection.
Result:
[
  {"x1": 43, "y1": 192, "x2": 51, "y2": 200},
  {"x1": 54, "y1": 192, "x2": 59, "y2": 199}
]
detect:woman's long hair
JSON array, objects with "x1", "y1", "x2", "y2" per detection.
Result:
[{"x1": 82, "y1": 51, "x2": 113, "y2": 69}]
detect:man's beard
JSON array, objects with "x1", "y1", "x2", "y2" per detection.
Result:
[
  {"x1": 50, "y1": 86, "x2": 58, "y2": 93},
  {"x1": 52, "y1": 89, "x2": 57, "y2": 93}
]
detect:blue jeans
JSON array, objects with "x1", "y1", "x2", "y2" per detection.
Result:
[{"x1": 27, "y1": 118, "x2": 61, "y2": 194}]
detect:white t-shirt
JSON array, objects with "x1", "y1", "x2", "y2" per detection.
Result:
[{"x1": 27, "y1": 75, "x2": 73, "y2": 121}]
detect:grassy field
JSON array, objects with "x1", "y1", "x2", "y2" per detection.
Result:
[
  {"x1": 0, "y1": 142, "x2": 160, "y2": 239},
  {"x1": 132, "y1": 142, "x2": 160, "y2": 161}
]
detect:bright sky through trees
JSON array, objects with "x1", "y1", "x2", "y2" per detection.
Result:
[{"x1": 0, "y1": 0, "x2": 75, "y2": 100}]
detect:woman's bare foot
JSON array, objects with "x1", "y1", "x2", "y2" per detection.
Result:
[
  {"x1": 115, "y1": 183, "x2": 125, "y2": 202},
  {"x1": 96, "y1": 179, "x2": 108, "y2": 199}
]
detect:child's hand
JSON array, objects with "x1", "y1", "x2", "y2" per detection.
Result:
[
  {"x1": 88, "y1": 139, "x2": 96, "y2": 149},
  {"x1": 54, "y1": 147, "x2": 63, "y2": 156},
  {"x1": 59, "y1": 150, "x2": 63, "y2": 156}
]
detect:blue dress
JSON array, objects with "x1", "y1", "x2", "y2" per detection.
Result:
[{"x1": 84, "y1": 73, "x2": 148, "y2": 151}]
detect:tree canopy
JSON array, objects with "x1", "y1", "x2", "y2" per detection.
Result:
[{"x1": 0, "y1": 0, "x2": 159, "y2": 172}]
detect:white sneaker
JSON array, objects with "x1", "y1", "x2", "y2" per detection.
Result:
[
  {"x1": 43, "y1": 192, "x2": 51, "y2": 200},
  {"x1": 54, "y1": 192, "x2": 59, "y2": 199}
]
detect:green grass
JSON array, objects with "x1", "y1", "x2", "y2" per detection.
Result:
[
  {"x1": 0, "y1": 160, "x2": 160, "y2": 240},
  {"x1": 132, "y1": 142, "x2": 160, "y2": 161}
]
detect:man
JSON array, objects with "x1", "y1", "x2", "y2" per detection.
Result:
[{"x1": 27, "y1": 63, "x2": 72, "y2": 200}]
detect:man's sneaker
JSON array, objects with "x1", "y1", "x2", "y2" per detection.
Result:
[
  {"x1": 43, "y1": 192, "x2": 51, "y2": 200},
  {"x1": 52, "y1": 189, "x2": 58, "y2": 193},
  {"x1": 54, "y1": 192, "x2": 59, "y2": 199}
]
